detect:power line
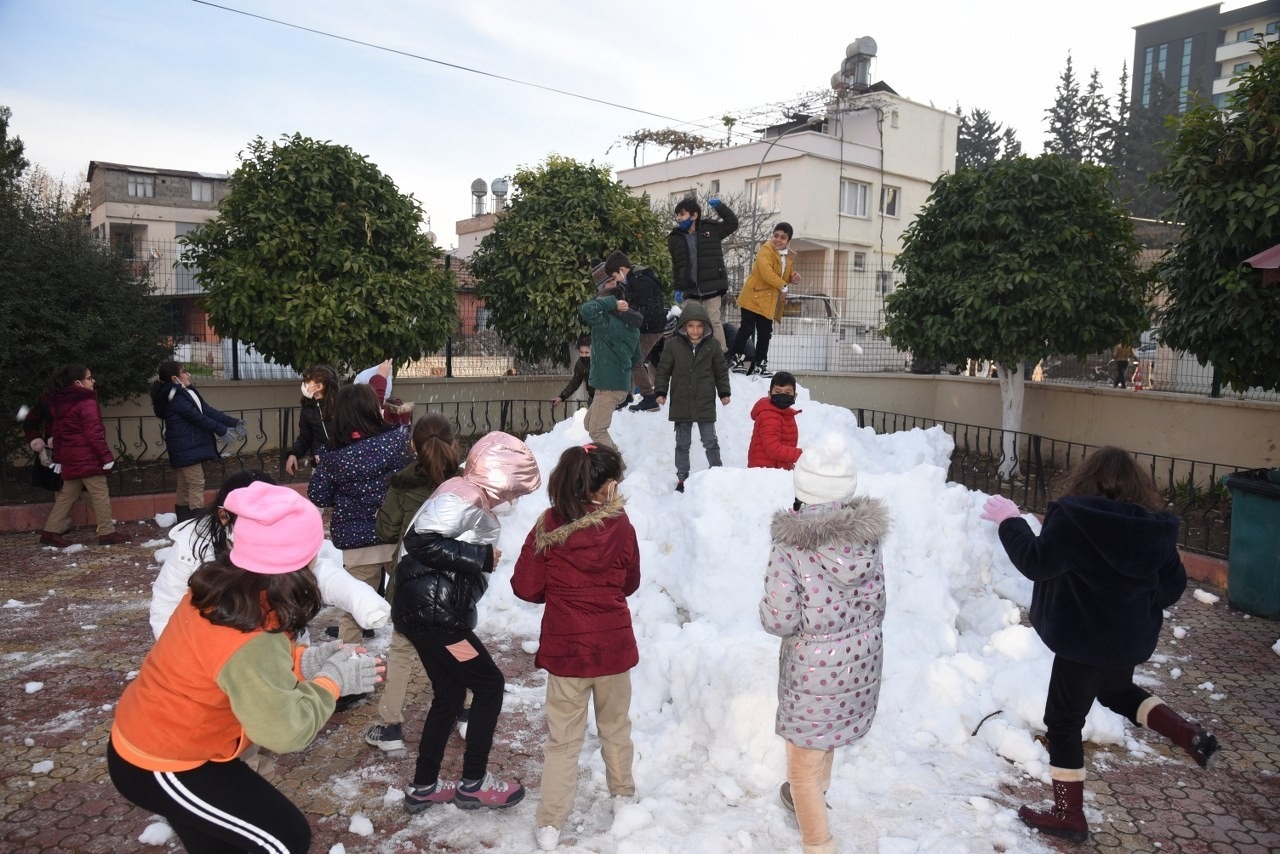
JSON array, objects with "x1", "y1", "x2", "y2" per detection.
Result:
[{"x1": 188, "y1": 0, "x2": 843, "y2": 162}]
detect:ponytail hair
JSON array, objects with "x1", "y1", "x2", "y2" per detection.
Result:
[
  {"x1": 411, "y1": 412, "x2": 460, "y2": 489},
  {"x1": 547, "y1": 444, "x2": 624, "y2": 522}
]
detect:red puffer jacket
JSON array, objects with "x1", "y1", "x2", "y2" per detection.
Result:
[
  {"x1": 511, "y1": 499, "x2": 640, "y2": 678},
  {"x1": 47, "y1": 384, "x2": 113, "y2": 480},
  {"x1": 747, "y1": 396, "x2": 801, "y2": 470}
]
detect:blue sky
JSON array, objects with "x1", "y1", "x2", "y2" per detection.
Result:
[{"x1": 0, "y1": 0, "x2": 1224, "y2": 247}]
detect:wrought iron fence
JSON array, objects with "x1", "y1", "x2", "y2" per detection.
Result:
[
  {"x1": 3, "y1": 398, "x2": 1245, "y2": 559},
  {"x1": 853, "y1": 408, "x2": 1242, "y2": 558}
]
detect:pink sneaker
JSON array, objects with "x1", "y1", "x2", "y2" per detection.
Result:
[
  {"x1": 454, "y1": 773, "x2": 525, "y2": 810},
  {"x1": 404, "y1": 779, "x2": 457, "y2": 814}
]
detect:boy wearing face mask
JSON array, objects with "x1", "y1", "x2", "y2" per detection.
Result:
[
  {"x1": 747, "y1": 371, "x2": 802, "y2": 471},
  {"x1": 667, "y1": 197, "x2": 738, "y2": 350}
]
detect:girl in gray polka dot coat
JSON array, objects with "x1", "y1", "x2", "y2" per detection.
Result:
[{"x1": 758, "y1": 434, "x2": 890, "y2": 854}]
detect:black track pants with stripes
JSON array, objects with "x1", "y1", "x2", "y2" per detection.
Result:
[{"x1": 108, "y1": 741, "x2": 310, "y2": 853}]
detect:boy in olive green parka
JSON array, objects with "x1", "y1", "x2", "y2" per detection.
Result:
[{"x1": 654, "y1": 300, "x2": 731, "y2": 492}]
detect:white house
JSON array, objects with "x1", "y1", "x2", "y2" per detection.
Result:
[{"x1": 616, "y1": 40, "x2": 957, "y2": 340}]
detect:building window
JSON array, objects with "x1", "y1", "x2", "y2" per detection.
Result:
[
  {"x1": 880, "y1": 186, "x2": 900, "y2": 217},
  {"x1": 191, "y1": 180, "x2": 213, "y2": 202},
  {"x1": 746, "y1": 177, "x2": 781, "y2": 213},
  {"x1": 839, "y1": 180, "x2": 869, "y2": 217},
  {"x1": 669, "y1": 189, "x2": 695, "y2": 206},
  {"x1": 1267, "y1": 21, "x2": 1279, "y2": 35},
  {"x1": 1236, "y1": 28, "x2": 1255, "y2": 42},
  {"x1": 1179, "y1": 38, "x2": 1192, "y2": 112},
  {"x1": 709, "y1": 179, "x2": 720, "y2": 195},
  {"x1": 1234, "y1": 62, "x2": 1253, "y2": 73},
  {"x1": 853, "y1": 252, "x2": 867, "y2": 271},
  {"x1": 127, "y1": 173, "x2": 154, "y2": 198}
]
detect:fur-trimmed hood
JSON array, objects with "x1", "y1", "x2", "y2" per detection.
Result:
[
  {"x1": 533, "y1": 497, "x2": 626, "y2": 553},
  {"x1": 770, "y1": 497, "x2": 891, "y2": 553}
]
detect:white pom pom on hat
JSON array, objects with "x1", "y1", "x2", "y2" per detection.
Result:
[{"x1": 793, "y1": 433, "x2": 859, "y2": 505}]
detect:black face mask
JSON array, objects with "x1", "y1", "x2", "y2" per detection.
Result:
[{"x1": 770, "y1": 393, "x2": 795, "y2": 409}]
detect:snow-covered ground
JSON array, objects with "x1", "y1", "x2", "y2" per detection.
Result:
[{"x1": 140, "y1": 372, "x2": 1243, "y2": 852}]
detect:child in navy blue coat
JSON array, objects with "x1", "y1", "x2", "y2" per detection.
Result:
[
  {"x1": 151, "y1": 360, "x2": 243, "y2": 524},
  {"x1": 982, "y1": 446, "x2": 1219, "y2": 843}
]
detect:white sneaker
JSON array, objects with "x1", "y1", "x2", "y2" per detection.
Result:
[{"x1": 536, "y1": 825, "x2": 560, "y2": 850}]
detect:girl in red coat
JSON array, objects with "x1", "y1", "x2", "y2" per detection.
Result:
[
  {"x1": 39, "y1": 364, "x2": 128, "y2": 547},
  {"x1": 747, "y1": 371, "x2": 802, "y2": 471},
  {"x1": 512, "y1": 444, "x2": 640, "y2": 852}
]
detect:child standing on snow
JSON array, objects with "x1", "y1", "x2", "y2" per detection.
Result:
[
  {"x1": 392, "y1": 431, "x2": 542, "y2": 813},
  {"x1": 759, "y1": 435, "x2": 890, "y2": 854},
  {"x1": 653, "y1": 300, "x2": 731, "y2": 493},
  {"x1": 108, "y1": 481, "x2": 381, "y2": 853},
  {"x1": 747, "y1": 370, "x2": 802, "y2": 471},
  {"x1": 981, "y1": 446, "x2": 1218, "y2": 843},
  {"x1": 512, "y1": 444, "x2": 640, "y2": 851}
]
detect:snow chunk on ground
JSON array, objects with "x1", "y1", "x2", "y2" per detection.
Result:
[
  {"x1": 1192, "y1": 589, "x2": 1219, "y2": 605},
  {"x1": 139, "y1": 538, "x2": 170, "y2": 549},
  {"x1": 154, "y1": 512, "x2": 177, "y2": 528},
  {"x1": 25, "y1": 681, "x2": 43, "y2": 693},
  {"x1": 32, "y1": 760, "x2": 53, "y2": 774},
  {"x1": 347, "y1": 813, "x2": 373, "y2": 837},
  {"x1": 139, "y1": 821, "x2": 173, "y2": 845}
]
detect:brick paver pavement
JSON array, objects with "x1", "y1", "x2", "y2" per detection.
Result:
[{"x1": 1, "y1": 522, "x2": 1277, "y2": 852}]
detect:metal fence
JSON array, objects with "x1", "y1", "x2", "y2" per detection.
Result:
[
  {"x1": 3, "y1": 399, "x2": 1247, "y2": 559},
  {"x1": 853, "y1": 408, "x2": 1243, "y2": 558},
  {"x1": 135, "y1": 239, "x2": 1276, "y2": 401}
]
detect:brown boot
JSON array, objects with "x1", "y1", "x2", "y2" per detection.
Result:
[
  {"x1": 39, "y1": 531, "x2": 74, "y2": 548},
  {"x1": 98, "y1": 531, "x2": 130, "y2": 546},
  {"x1": 1018, "y1": 767, "x2": 1088, "y2": 842},
  {"x1": 1140, "y1": 697, "x2": 1219, "y2": 768}
]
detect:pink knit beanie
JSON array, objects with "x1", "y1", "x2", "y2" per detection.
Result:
[{"x1": 224, "y1": 481, "x2": 324, "y2": 575}]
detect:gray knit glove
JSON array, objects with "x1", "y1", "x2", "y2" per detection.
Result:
[
  {"x1": 299, "y1": 640, "x2": 344, "y2": 680},
  {"x1": 316, "y1": 647, "x2": 377, "y2": 696}
]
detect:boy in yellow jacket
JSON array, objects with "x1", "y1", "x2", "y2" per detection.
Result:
[{"x1": 727, "y1": 222, "x2": 802, "y2": 378}]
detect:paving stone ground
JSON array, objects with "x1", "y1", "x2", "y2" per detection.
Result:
[{"x1": 0, "y1": 521, "x2": 1277, "y2": 852}]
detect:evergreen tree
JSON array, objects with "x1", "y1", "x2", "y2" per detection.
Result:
[
  {"x1": 1080, "y1": 68, "x2": 1113, "y2": 164},
  {"x1": 1000, "y1": 127, "x2": 1023, "y2": 159},
  {"x1": 956, "y1": 107, "x2": 1004, "y2": 170},
  {"x1": 1044, "y1": 53, "x2": 1085, "y2": 161},
  {"x1": 1114, "y1": 76, "x2": 1176, "y2": 218}
]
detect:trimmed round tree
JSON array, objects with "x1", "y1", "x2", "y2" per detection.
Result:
[
  {"x1": 885, "y1": 154, "x2": 1149, "y2": 478},
  {"x1": 470, "y1": 155, "x2": 670, "y2": 367},
  {"x1": 182, "y1": 134, "x2": 456, "y2": 373}
]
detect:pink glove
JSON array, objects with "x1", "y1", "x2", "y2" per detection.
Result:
[
  {"x1": 980, "y1": 495, "x2": 1020, "y2": 523},
  {"x1": 29, "y1": 438, "x2": 45, "y2": 453}
]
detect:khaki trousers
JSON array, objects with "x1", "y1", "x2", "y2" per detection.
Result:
[
  {"x1": 786, "y1": 740, "x2": 836, "y2": 854},
  {"x1": 173, "y1": 464, "x2": 206, "y2": 510},
  {"x1": 377, "y1": 628, "x2": 422, "y2": 725},
  {"x1": 338, "y1": 560, "x2": 385, "y2": 645},
  {"x1": 584, "y1": 389, "x2": 628, "y2": 453},
  {"x1": 536, "y1": 672, "x2": 635, "y2": 830},
  {"x1": 44, "y1": 474, "x2": 115, "y2": 535}
]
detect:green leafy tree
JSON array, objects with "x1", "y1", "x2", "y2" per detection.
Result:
[
  {"x1": 1044, "y1": 54, "x2": 1084, "y2": 161},
  {"x1": 956, "y1": 107, "x2": 1004, "y2": 170},
  {"x1": 470, "y1": 156, "x2": 670, "y2": 366},
  {"x1": 885, "y1": 155, "x2": 1149, "y2": 478},
  {"x1": 2, "y1": 161, "x2": 169, "y2": 461},
  {"x1": 182, "y1": 134, "x2": 455, "y2": 373},
  {"x1": 1154, "y1": 40, "x2": 1280, "y2": 395}
]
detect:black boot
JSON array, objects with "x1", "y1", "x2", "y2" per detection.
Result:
[
  {"x1": 173, "y1": 505, "x2": 191, "y2": 524},
  {"x1": 1018, "y1": 768, "x2": 1088, "y2": 842},
  {"x1": 1142, "y1": 698, "x2": 1219, "y2": 767}
]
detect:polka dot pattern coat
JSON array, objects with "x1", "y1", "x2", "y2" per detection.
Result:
[{"x1": 758, "y1": 496, "x2": 891, "y2": 751}]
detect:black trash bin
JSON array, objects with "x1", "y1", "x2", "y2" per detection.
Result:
[{"x1": 1222, "y1": 468, "x2": 1280, "y2": 619}]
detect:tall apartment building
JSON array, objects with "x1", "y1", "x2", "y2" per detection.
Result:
[{"x1": 1132, "y1": 1, "x2": 1280, "y2": 111}]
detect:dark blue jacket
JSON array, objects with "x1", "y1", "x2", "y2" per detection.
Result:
[
  {"x1": 307, "y1": 424, "x2": 409, "y2": 550},
  {"x1": 997, "y1": 495, "x2": 1187, "y2": 667},
  {"x1": 151, "y1": 382, "x2": 239, "y2": 469}
]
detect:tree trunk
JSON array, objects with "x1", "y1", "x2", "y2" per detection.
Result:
[{"x1": 996, "y1": 361, "x2": 1025, "y2": 480}]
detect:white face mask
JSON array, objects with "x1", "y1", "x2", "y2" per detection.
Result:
[{"x1": 300, "y1": 382, "x2": 316, "y2": 399}]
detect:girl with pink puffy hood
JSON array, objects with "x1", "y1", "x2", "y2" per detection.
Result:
[{"x1": 391, "y1": 431, "x2": 541, "y2": 814}]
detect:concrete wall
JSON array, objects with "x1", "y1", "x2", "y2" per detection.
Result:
[{"x1": 100, "y1": 374, "x2": 1279, "y2": 470}]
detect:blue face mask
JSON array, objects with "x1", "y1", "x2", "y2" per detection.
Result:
[{"x1": 677, "y1": 219, "x2": 694, "y2": 233}]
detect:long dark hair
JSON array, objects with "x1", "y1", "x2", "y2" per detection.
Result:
[
  {"x1": 547, "y1": 444, "x2": 623, "y2": 522},
  {"x1": 303, "y1": 364, "x2": 339, "y2": 422},
  {"x1": 412, "y1": 412, "x2": 459, "y2": 487},
  {"x1": 1058, "y1": 446, "x2": 1165, "y2": 512},
  {"x1": 189, "y1": 556, "x2": 321, "y2": 634},
  {"x1": 190, "y1": 470, "x2": 278, "y2": 560},
  {"x1": 150, "y1": 360, "x2": 184, "y2": 410},
  {"x1": 50, "y1": 364, "x2": 89, "y2": 392},
  {"x1": 332, "y1": 383, "x2": 385, "y2": 448}
]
